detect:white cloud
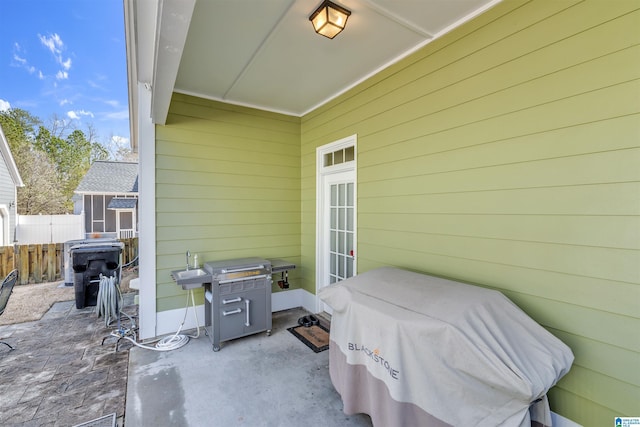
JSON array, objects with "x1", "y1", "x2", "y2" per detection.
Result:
[
  {"x1": 11, "y1": 53, "x2": 37, "y2": 75},
  {"x1": 38, "y1": 33, "x2": 72, "y2": 74},
  {"x1": 11, "y1": 43, "x2": 39, "y2": 76},
  {"x1": 0, "y1": 99, "x2": 11, "y2": 111},
  {"x1": 104, "y1": 110, "x2": 129, "y2": 120},
  {"x1": 87, "y1": 80, "x2": 104, "y2": 90},
  {"x1": 67, "y1": 110, "x2": 94, "y2": 120},
  {"x1": 60, "y1": 99, "x2": 71, "y2": 106},
  {"x1": 38, "y1": 70, "x2": 44, "y2": 80},
  {"x1": 104, "y1": 100, "x2": 119, "y2": 108},
  {"x1": 56, "y1": 70, "x2": 68, "y2": 80},
  {"x1": 13, "y1": 53, "x2": 27, "y2": 65},
  {"x1": 39, "y1": 33, "x2": 64, "y2": 54}
]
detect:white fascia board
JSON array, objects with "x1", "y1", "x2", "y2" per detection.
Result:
[{"x1": 124, "y1": 0, "x2": 139, "y2": 153}]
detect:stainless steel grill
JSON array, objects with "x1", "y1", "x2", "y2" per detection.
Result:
[{"x1": 203, "y1": 257, "x2": 272, "y2": 351}]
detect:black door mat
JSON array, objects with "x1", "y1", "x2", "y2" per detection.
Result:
[{"x1": 288, "y1": 324, "x2": 330, "y2": 353}]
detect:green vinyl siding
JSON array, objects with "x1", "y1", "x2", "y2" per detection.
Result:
[
  {"x1": 155, "y1": 94, "x2": 301, "y2": 311},
  {"x1": 300, "y1": 0, "x2": 640, "y2": 425}
]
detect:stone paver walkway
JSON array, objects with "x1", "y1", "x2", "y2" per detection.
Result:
[{"x1": 0, "y1": 294, "x2": 137, "y2": 426}]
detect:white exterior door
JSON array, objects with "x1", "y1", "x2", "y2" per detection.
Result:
[
  {"x1": 316, "y1": 135, "x2": 357, "y2": 314},
  {"x1": 325, "y1": 173, "x2": 356, "y2": 285}
]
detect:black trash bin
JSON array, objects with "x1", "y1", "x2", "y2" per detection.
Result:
[{"x1": 71, "y1": 242, "x2": 124, "y2": 309}]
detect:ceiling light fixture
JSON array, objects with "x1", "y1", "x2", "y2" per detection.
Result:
[{"x1": 309, "y1": 0, "x2": 351, "y2": 39}]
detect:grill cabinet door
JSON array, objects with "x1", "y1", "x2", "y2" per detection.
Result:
[{"x1": 218, "y1": 278, "x2": 268, "y2": 341}]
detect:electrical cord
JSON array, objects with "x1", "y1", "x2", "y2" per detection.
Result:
[{"x1": 122, "y1": 255, "x2": 139, "y2": 269}]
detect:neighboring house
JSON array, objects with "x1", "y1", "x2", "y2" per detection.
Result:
[
  {"x1": 124, "y1": 1, "x2": 639, "y2": 425},
  {"x1": 0, "y1": 124, "x2": 23, "y2": 246},
  {"x1": 74, "y1": 160, "x2": 138, "y2": 239}
]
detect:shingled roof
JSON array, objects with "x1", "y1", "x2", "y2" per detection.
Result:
[
  {"x1": 75, "y1": 161, "x2": 138, "y2": 194},
  {"x1": 108, "y1": 197, "x2": 138, "y2": 209}
]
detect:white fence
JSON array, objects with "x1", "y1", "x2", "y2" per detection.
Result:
[{"x1": 16, "y1": 214, "x2": 84, "y2": 244}]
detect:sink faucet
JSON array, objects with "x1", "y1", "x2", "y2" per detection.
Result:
[{"x1": 186, "y1": 250, "x2": 191, "y2": 270}]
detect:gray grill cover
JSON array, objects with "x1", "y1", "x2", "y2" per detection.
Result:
[{"x1": 319, "y1": 267, "x2": 573, "y2": 427}]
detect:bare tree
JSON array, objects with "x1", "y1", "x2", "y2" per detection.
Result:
[
  {"x1": 14, "y1": 145, "x2": 66, "y2": 214},
  {"x1": 84, "y1": 122, "x2": 99, "y2": 144},
  {"x1": 46, "y1": 113, "x2": 74, "y2": 139}
]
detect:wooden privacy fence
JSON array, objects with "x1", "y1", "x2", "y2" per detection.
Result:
[{"x1": 0, "y1": 238, "x2": 138, "y2": 285}]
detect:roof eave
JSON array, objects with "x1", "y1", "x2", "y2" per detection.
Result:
[
  {"x1": 75, "y1": 191, "x2": 139, "y2": 196},
  {"x1": 124, "y1": 0, "x2": 196, "y2": 151},
  {"x1": 150, "y1": 0, "x2": 196, "y2": 125}
]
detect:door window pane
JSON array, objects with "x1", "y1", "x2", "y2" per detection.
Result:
[
  {"x1": 330, "y1": 207, "x2": 337, "y2": 228},
  {"x1": 345, "y1": 146, "x2": 355, "y2": 162},
  {"x1": 324, "y1": 153, "x2": 332, "y2": 167}
]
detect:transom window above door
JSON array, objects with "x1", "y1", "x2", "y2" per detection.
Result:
[{"x1": 324, "y1": 146, "x2": 355, "y2": 167}]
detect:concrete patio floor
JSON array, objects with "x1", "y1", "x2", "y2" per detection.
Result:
[
  {"x1": 1, "y1": 293, "x2": 373, "y2": 426},
  {"x1": 126, "y1": 307, "x2": 373, "y2": 427}
]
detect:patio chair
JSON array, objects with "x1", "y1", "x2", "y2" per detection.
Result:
[{"x1": 0, "y1": 269, "x2": 18, "y2": 350}]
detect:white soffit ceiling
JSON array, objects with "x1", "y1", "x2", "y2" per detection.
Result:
[{"x1": 172, "y1": 0, "x2": 500, "y2": 117}]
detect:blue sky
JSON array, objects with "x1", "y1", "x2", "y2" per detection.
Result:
[{"x1": 0, "y1": 0, "x2": 130, "y2": 155}]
